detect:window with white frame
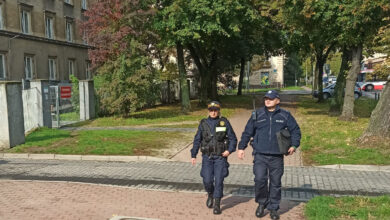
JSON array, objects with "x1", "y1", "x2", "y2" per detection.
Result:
[
  {"x1": 66, "y1": 20, "x2": 73, "y2": 42},
  {"x1": 68, "y1": 59, "x2": 75, "y2": 78},
  {"x1": 0, "y1": 54, "x2": 6, "y2": 79},
  {"x1": 0, "y1": 4, "x2": 4, "y2": 30},
  {"x1": 49, "y1": 58, "x2": 57, "y2": 80},
  {"x1": 45, "y1": 15, "x2": 54, "y2": 39},
  {"x1": 81, "y1": 0, "x2": 87, "y2": 10},
  {"x1": 21, "y1": 9, "x2": 31, "y2": 34},
  {"x1": 24, "y1": 56, "x2": 34, "y2": 80},
  {"x1": 85, "y1": 61, "x2": 91, "y2": 79}
]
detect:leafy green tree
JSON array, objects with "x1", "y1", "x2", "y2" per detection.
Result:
[
  {"x1": 97, "y1": 53, "x2": 160, "y2": 117},
  {"x1": 155, "y1": 0, "x2": 281, "y2": 104},
  {"x1": 82, "y1": 0, "x2": 160, "y2": 116},
  {"x1": 338, "y1": 0, "x2": 390, "y2": 121},
  {"x1": 70, "y1": 74, "x2": 79, "y2": 114},
  {"x1": 367, "y1": 59, "x2": 390, "y2": 81},
  {"x1": 284, "y1": 52, "x2": 303, "y2": 86},
  {"x1": 277, "y1": 0, "x2": 340, "y2": 101}
]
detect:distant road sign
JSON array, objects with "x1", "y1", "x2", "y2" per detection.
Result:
[{"x1": 60, "y1": 86, "x2": 72, "y2": 99}]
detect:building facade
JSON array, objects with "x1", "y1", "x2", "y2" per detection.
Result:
[
  {"x1": 0, "y1": 0, "x2": 94, "y2": 83},
  {"x1": 249, "y1": 56, "x2": 284, "y2": 88}
]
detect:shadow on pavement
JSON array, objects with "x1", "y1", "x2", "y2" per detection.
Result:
[{"x1": 221, "y1": 196, "x2": 253, "y2": 211}]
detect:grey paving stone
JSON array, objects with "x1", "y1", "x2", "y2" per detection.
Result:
[{"x1": 0, "y1": 158, "x2": 389, "y2": 201}]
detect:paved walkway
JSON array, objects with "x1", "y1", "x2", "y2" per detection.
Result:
[
  {"x1": 1, "y1": 158, "x2": 389, "y2": 219},
  {"x1": 0, "y1": 180, "x2": 305, "y2": 220},
  {"x1": 1, "y1": 159, "x2": 390, "y2": 199}
]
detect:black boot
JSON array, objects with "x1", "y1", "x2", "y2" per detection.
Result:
[
  {"x1": 270, "y1": 210, "x2": 280, "y2": 220},
  {"x1": 206, "y1": 193, "x2": 213, "y2": 208},
  {"x1": 255, "y1": 204, "x2": 265, "y2": 218},
  {"x1": 213, "y1": 198, "x2": 222, "y2": 215}
]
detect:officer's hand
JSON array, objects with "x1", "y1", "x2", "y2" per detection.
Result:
[
  {"x1": 222, "y1": 150, "x2": 230, "y2": 157},
  {"x1": 237, "y1": 150, "x2": 245, "y2": 159},
  {"x1": 288, "y1": 147, "x2": 296, "y2": 155},
  {"x1": 191, "y1": 158, "x2": 196, "y2": 166}
]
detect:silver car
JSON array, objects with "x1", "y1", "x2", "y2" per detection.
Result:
[{"x1": 313, "y1": 83, "x2": 362, "y2": 99}]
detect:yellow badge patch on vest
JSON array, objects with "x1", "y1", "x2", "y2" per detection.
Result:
[
  {"x1": 220, "y1": 121, "x2": 225, "y2": 126},
  {"x1": 216, "y1": 127, "x2": 227, "y2": 132}
]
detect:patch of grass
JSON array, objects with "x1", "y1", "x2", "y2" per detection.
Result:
[
  {"x1": 282, "y1": 86, "x2": 304, "y2": 91},
  {"x1": 297, "y1": 96, "x2": 389, "y2": 165},
  {"x1": 60, "y1": 112, "x2": 79, "y2": 121},
  {"x1": 4, "y1": 129, "x2": 190, "y2": 156},
  {"x1": 305, "y1": 196, "x2": 390, "y2": 220},
  {"x1": 2, "y1": 128, "x2": 71, "y2": 153},
  {"x1": 354, "y1": 97, "x2": 378, "y2": 118},
  {"x1": 87, "y1": 96, "x2": 252, "y2": 127},
  {"x1": 151, "y1": 123, "x2": 199, "y2": 128}
]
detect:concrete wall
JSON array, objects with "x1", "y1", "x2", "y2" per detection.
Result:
[
  {"x1": 22, "y1": 80, "x2": 52, "y2": 132},
  {"x1": 22, "y1": 86, "x2": 40, "y2": 132},
  {"x1": 0, "y1": 82, "x2": 25, "y2": 149},
  {"x1": 79, "y1": 80, "x2": 95, "y2": 120}
]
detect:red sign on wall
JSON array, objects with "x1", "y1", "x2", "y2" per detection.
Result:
[{"x1": 60, "y1": 86, "x2": 72, "y2": 99}]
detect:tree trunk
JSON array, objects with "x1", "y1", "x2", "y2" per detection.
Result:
[
  {"x1": 188, "y1": 44, "x2": 208, "y2": 106},
  {"x1": 316, "y1": 55, "x2": 325, "y2": 102},
  {"x1": 339, "y1": 45, "x2": 362, "y2": 121},
  {"x1": 237, "y1": 57, "x2": 245, "y2": 96},
  {"x1": 176, "y1": 42, "x2": 191, "y2": 112},
  {"x1": 329, "y1": 48, "x2": 350, "y2": 114},
  {"x1": 313, "y1": 59, "x2": 319, "y2": 93},
  {"x1": 360, "y1": 80, "x2": 390, "y2": 138},
  {"x1": 210, "y1": 69, "x2": 218, "y2": 100}
]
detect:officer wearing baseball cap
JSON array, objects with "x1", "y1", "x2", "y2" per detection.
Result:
[
  {"x1": 237, "y1": 90, "x2": 301, "y2": 219},
  {"x1": 191, "y1": 101, "x2": 237, "y2": 215}
]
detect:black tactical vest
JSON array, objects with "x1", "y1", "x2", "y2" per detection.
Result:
[{"x1": 200, "y1": 117, "x2": 229, "y2": 156}]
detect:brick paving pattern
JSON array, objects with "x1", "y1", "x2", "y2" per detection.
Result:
[
  {"x1": 1, "y1": 159, "x2": 390, "y2": 200},
  {"x1": 0, "y1": 180, "x2": 305, "y2": 220}
]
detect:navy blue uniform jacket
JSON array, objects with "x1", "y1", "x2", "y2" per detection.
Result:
[
  {"x1": 191, "y1": 116, "x2": 237, "y2": 158},
  {"x1": 238, "y1": 105, "x2": 301, "y2": 154}
]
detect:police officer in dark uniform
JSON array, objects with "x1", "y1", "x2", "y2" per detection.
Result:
[
  {"x1": 237, "y1": 90, "x2": 301, "y2": 220},
  {"x1": 191, "y1": 101, "x2": 237, "y2": 215}
]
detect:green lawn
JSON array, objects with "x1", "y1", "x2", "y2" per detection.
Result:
[
  {"x1": 87, "y1": 95, "x2": 252, "y2": 127},
  {"x1": 297, "y1": 96, "x2": 390, "y2": 165},
  {"x1": 228, "y1": 86, "x2": 304, "y2": 94},
  {"x1": 3, "y1": 127, "x2": 191, "y2": 156},
  {"x1": 305, "y1": 196, "x2": 390, "y2": 220},
  {"x1": 60, "y1": 112, "x2": 79, "y2": 121},
  {"x1": 282, "y1": 86, "x2": 305, "y2": 91}
]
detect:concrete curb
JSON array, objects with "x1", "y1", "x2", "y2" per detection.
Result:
[
  {"x1": 2, "y1": 153, "x2": 390, "y2": 172},
  {"x1": 0, "y1": 153, "x2": 172, "y2": 162},
  {"x1": 317, "y1": 164, "x2": 390, "y2": 172}
]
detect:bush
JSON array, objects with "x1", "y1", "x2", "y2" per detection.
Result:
[{"x1": 96, "y1": 51, "x2": 160, "y2": 117}]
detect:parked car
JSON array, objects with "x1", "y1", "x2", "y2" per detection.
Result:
[
  {"x1": 313, "y1": 83, "x2": 362, "y2": 99},
  {"x1": 359, "y1": 81, "x2": 387, "y2": 91}
]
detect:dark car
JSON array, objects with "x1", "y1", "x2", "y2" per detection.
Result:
[{"x1": 313, "y1": 83, "x2": 362, "y2": 99}]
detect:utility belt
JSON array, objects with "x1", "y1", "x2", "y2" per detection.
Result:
[{"x1": 201, "y1": 140, "x2": 228, "y2": 156}]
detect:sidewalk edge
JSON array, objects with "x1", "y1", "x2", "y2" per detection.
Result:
[{"x1": 1, "y1": 153, "x2": 172, "y2": 162}]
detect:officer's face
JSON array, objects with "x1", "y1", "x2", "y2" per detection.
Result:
[
  {"x1": 208, "y1": 109, "x2": 219, "y2": 118},
  {"x1": 264, "y1": 97, "x2": 280, "y2": 108}
]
